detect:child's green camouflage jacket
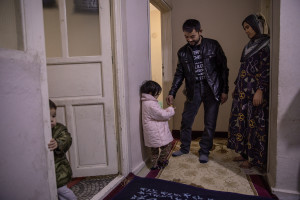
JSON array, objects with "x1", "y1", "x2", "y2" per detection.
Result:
[{"x1": 52, "y1": 123, "x2": 73, "y2": 188}]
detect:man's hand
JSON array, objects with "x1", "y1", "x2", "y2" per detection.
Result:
[
  {"x1": 48, "y1": 138, "x2": 58, "y2": 151},
  {"x1": 221, "y1": 93, "x2": 228, "y2": 104},
  {"x1": 253, "y1": 89, "x2": 263, "y2": 106},
  {"x1": 166, "y1": 95, "x2": 174, "y2": 106}
]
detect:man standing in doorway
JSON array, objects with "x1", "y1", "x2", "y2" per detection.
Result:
[{"x1": 166, "y1": 19, "x2": 229, "y2": 163}]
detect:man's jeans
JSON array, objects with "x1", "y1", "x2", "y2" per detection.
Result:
[{"x1": 179, "y1": 81, "x2": 219, "y2": 156}]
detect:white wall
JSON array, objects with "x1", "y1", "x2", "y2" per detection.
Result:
[
  {"x1": 122, "y1": 0, "x2": 151, "y2": 172},
  {"x1": 269, "y1": 0, "x2": 300, "y2": 199},
  {"x1": 169, "y1": 0, "x2": 260, "y2": 131}
]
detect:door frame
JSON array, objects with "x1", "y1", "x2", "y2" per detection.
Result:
[
  {"x1": 109, "y1": 0, "x2": 173, "y2": 180},
  {"x1": 149, "y1": 0, "x2": 173, "y2": 126},
  {"x1": 111, "y1": 0, "x2": 130, "y2": 177}
]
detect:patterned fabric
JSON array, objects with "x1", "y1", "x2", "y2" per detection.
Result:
[
  {"x1": 150, "y1": 142, "x2": 172, "y2": 168},
  {"x1": 52, "y1": 123, "x2": 73, "y2": 188},
  {"x1": 111, "y1": 175, "x2": 273, "y2": 200},
  {"x1": 228, "y1": 45, "x2": 270, "y2": 169}
]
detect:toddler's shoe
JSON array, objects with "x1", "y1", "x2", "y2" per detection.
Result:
[
  {"x1": 150, "y1": 166, "x2": 159, "y2": 170},
  {"x1": 158, "y1": 160, "x2": 169, "y2": 169}
]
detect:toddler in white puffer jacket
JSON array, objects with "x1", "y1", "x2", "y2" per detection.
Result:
[{"x1": 140, "y1": 80, "x2": 175, "y2": 170}]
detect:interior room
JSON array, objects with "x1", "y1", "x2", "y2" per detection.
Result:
[{"x1": 0, "y1": 0, "x2": 299, "y2": 200}]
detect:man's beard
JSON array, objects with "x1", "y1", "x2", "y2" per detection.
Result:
[{"x1": 188, "y1": 38, "x2": 201, "y2": 47}]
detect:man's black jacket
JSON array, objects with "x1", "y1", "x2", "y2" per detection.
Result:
[{"x1": 169, "y1": 37, "x2": 229, "y2": 102}]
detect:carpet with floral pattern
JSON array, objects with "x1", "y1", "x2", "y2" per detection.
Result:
[{"x1": 155, "y1": 138, "x2": 276, "y2": 199}]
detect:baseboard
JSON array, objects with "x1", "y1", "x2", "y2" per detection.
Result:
[
  {"x1": 132, "y1": 160, "x2": 147, "y2": 175},
  {"x1": 172, "y1": 130, "x2": 228, "y2": 140},
  {"x1": 271, "y1": 187, "x2": 300, "y2": 200},
  {"x1": 91, "y1": 175, "x2": 125, "y2": 200}
]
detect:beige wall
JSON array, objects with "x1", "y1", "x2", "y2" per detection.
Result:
[
  {"x1": 150, "y1": 4, "x2": 163, "y2": 104},
  {"x1": 169, "y1": 0, "x2": 260, "y2": 131}
]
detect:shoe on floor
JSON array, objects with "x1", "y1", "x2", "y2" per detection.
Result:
[
  {"x1": 172, "y1": 150, "x2": 187, "y2": 157},
  {"x1": 150, "y1": 166, "x2": 159, "y2": 170},
  {"x1": 199, "y1": 154, "x2": 209, "y2": 163},
  {"x1": 158, "y1": 160, "x2": 169, "y2": 169}
]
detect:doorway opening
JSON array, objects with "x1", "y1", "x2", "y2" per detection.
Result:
[
  {"x1": 150, "y1": 3, "x2": 163, "y2": 106},
  {"x1": 149, "y1": 0, "x2": 173, "y2": 126}
]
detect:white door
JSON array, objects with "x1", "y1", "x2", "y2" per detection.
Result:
[
  {"x1": 0, "y1": 0, "x2": 57, "y2": 199},
  {"x1": 43, "y1": 0, "x2": 118, "y2": 177}
]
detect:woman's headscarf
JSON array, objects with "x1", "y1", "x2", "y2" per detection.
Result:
[{"x1": 241, "y1": 14, "x2": 270, "y2": 62}]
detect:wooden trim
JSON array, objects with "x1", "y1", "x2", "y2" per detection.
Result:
[{"x1": 111, "y1": 0, "x2": 130, "y2": 176}]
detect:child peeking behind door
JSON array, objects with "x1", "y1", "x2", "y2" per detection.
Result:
[{"x1": 48, "y1": 99, "x2": 77, "y2": 200}]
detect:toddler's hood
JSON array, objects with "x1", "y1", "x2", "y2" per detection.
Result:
[{"x1": 141, "y1": 93, "x2": 158, "y2": 102}]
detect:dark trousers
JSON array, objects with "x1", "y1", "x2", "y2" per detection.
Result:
[{"x1": 179, "y1": 81, "x2": 220, "y2": 156}]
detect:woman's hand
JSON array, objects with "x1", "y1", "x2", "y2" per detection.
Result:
[
  {"x1": 221, "y1": 93, "x2": 228, "y2": 104},
  {"x1": 253, "y1": 89, "x2": 263, "y2": 106}
]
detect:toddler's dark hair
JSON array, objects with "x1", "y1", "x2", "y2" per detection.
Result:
[
  {"x1": 140, "y1": 80, "x2": 162, "y2": 97},
  {"x1": 49, "y1": 99, "x2": 57, "y2": 110}
]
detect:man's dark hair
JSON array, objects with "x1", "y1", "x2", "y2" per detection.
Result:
[
  {"x1": 182, "y1": 19, "x2": 201, "y2": 33},
  {"x1": 49, "y1": 99, "x2": 57, "y2": 110},
  {"x1": 140, "y1": 80, "x2": 162, "y2": 97}
]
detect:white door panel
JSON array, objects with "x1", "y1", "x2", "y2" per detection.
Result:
[
  {"x1": 48, "y1": 63, "x2": 103, "y2": 97},
  {"x1": 1, "y1": 0, "x2": 57, "y2": 199},
  {"x1": 44, "y1": 0, "x2": 118, "y2": 177}
]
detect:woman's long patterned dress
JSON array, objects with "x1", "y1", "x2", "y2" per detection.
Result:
[{"x1": 227, "y1": 45, "x2": 270, "y2": 169}]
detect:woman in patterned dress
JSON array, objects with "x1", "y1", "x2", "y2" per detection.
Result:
[{"x1": 227, "y1": 14, "x2": 270, "y2": 169}]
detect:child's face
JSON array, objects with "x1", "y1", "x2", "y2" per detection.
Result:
[
  {"x1": 50, "y1": 108, "x2": 57, "y2": 128},
  {"x1": 153, "y1": 91, "x2": 161, "y2": 99}
]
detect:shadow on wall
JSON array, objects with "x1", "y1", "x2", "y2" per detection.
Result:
[
  {"x1": 279, "y1": 89, "x2": 300, "y2": 148},
  {"x1": 139, "y1": 91, "x2": 148, "y2": 161},
  {"x1": 278, "y1": 89, "x2": 300, "y2": 192}
]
